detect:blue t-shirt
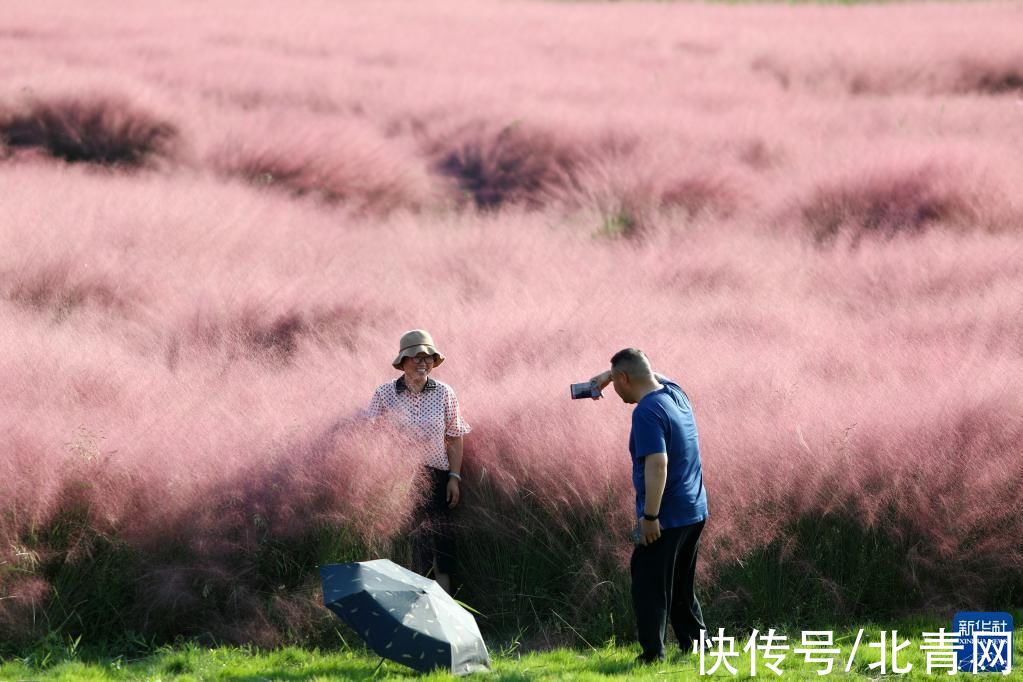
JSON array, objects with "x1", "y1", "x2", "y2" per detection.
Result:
[{"x1": 630, "y1": 378, "x2": 708, "y2": 528}]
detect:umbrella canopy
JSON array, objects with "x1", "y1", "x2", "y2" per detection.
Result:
[{"x1": 320, "y1": 559, "x2": 491, "y2": 676}]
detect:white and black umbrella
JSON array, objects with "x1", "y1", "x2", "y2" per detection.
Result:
[{"x1": 320, "y1": 559, "x2": 491, "y2": 676}]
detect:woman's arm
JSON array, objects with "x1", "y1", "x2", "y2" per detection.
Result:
[
  {"x1": 445, "y1": 435, "x2": 463, "y2": 508},
  {"x1": 446, "y1": 435, "x2": 463, "y2": 477},
  {"x1": 367, "y1": 385, "x2": 386, "y2": 420},
  {"x1": 442, "y1": 386, "x2": 470, "y2": 508}
]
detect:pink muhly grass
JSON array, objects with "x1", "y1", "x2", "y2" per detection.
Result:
[
  {"x1": 120, "y1": 421, "x2": 422, "y2": 642},
  {"x1": 206, "y1": 116, "x2": 440, "y2": 215},
  {"x1": 572, "y1": 157, "x2": 745, "y2": 237},
  {"x1": 953, "y1": 54, "x2": 1023, "y2": 96},
  {"x1": 2, "y1": 258, "x2": 134, "y2": 321},
  {"x1": 174, "y1": 300, "x2": 375, "y2": 368},
  {"x1": 3, "y1": 165, "x2": 1021, "y2": 641},
  {"x1": 799, "y1": 161, "x2": 977, "y2": 245},
  {"x1": 0, "y1": 575, "x2": 48, "y2": 644},
  {"x1": 784, "y1": 149, "x2": 1023, "y2": 246}
]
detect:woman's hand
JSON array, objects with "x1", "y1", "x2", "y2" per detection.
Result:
[{"x1": 446, "y1": 477, "x2": 460, "y2": 508}]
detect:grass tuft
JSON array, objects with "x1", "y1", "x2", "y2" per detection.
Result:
[
  {"x1": 432, "y1": 121, "x2": 587, "y2": 209},
  {"x1": 0, "y1": 95, "x2": 177, "y2": 167}
]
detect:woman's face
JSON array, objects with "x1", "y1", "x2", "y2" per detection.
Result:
[{"x1": 402, "y1": 352, "x2": 436, "y2": 381}]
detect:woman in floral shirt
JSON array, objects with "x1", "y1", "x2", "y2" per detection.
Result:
[{"x1": 368, "y1": 329, "x2": 471, "y2": 594}]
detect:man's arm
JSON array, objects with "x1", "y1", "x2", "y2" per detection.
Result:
[
  {"x1": 589, "y1": 369, "x2": 612, "y2": 394},
  {"x1": 590, "y1": 370, "x2": 669, "y2": 398},
  {"x1": 640, "y1": 453, "x2": 667, "y2": 545}
]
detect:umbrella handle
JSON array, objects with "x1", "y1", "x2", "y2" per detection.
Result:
[{"x1": 372, "y1": 657, "x2": 386, "y2": 677}]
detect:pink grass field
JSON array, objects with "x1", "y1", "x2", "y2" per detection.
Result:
[{"x1": 1, "y1": 0, "x2": 1022, "y2": 647}]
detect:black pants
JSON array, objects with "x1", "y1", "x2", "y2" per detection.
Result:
[
  {"x1": 411, "y1": 467, "x2": 457, "y2": 576},
  {"x1": 630, "y1": 520, "x2": 706, "y2": 659}
]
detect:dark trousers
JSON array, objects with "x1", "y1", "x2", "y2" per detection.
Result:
[
  {"x1": 630, "y1": 520, "x2": 706, "y2": 659},
  {"x1": 411, "y1": 467, "x2": 457, "y2": 576}
]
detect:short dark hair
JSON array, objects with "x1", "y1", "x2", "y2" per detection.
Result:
[{"x1": 610, "y1": 347, "x2": 652, "y2": 378}]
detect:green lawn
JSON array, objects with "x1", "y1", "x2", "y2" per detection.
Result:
[{"x1": 3, "y1": 620, "x2": 1020, "y2": 680}]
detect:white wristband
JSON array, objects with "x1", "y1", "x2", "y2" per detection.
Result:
[{"x1": 448, "y1": 472, "x2": 462, "y2": 481}]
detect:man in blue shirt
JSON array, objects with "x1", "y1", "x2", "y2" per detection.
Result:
[{"x1": 590, "y1": 348, "x2": 708, "y2": 663}]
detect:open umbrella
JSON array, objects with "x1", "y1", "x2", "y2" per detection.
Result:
[{"x1": 320, "y1": 559, "x2": 491, "y2": 676}]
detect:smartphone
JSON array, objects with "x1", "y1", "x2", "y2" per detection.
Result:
[{"x1": 570, "y1": 381, "x2": 601, "y2": 400}]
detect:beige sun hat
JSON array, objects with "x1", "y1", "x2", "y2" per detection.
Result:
[{"x1": 392, "y1": 329, "x2": 445, "y2": 369}]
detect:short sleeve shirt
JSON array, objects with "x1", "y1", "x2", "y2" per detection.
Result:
[
  {"x1": 367, "y1": 376, "x2": 471, "y2": 470},
  {"x1": 629, "y1": 378, "x2": 708, "y2": 528}
]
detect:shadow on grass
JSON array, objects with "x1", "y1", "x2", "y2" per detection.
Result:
[
  {"x1": 588, "y1": 657, "x2": 647, "y2": 676},
  {"x1": 490, "y1": 654, "x2": 640, "y2": 681},
  {"x1": 217, "y1": 662, "x2": 414, "y2": 682}
]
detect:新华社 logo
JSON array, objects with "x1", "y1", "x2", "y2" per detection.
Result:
[{"x1": 954, "y1": 612, "x2": 1013, "y2": 674}]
